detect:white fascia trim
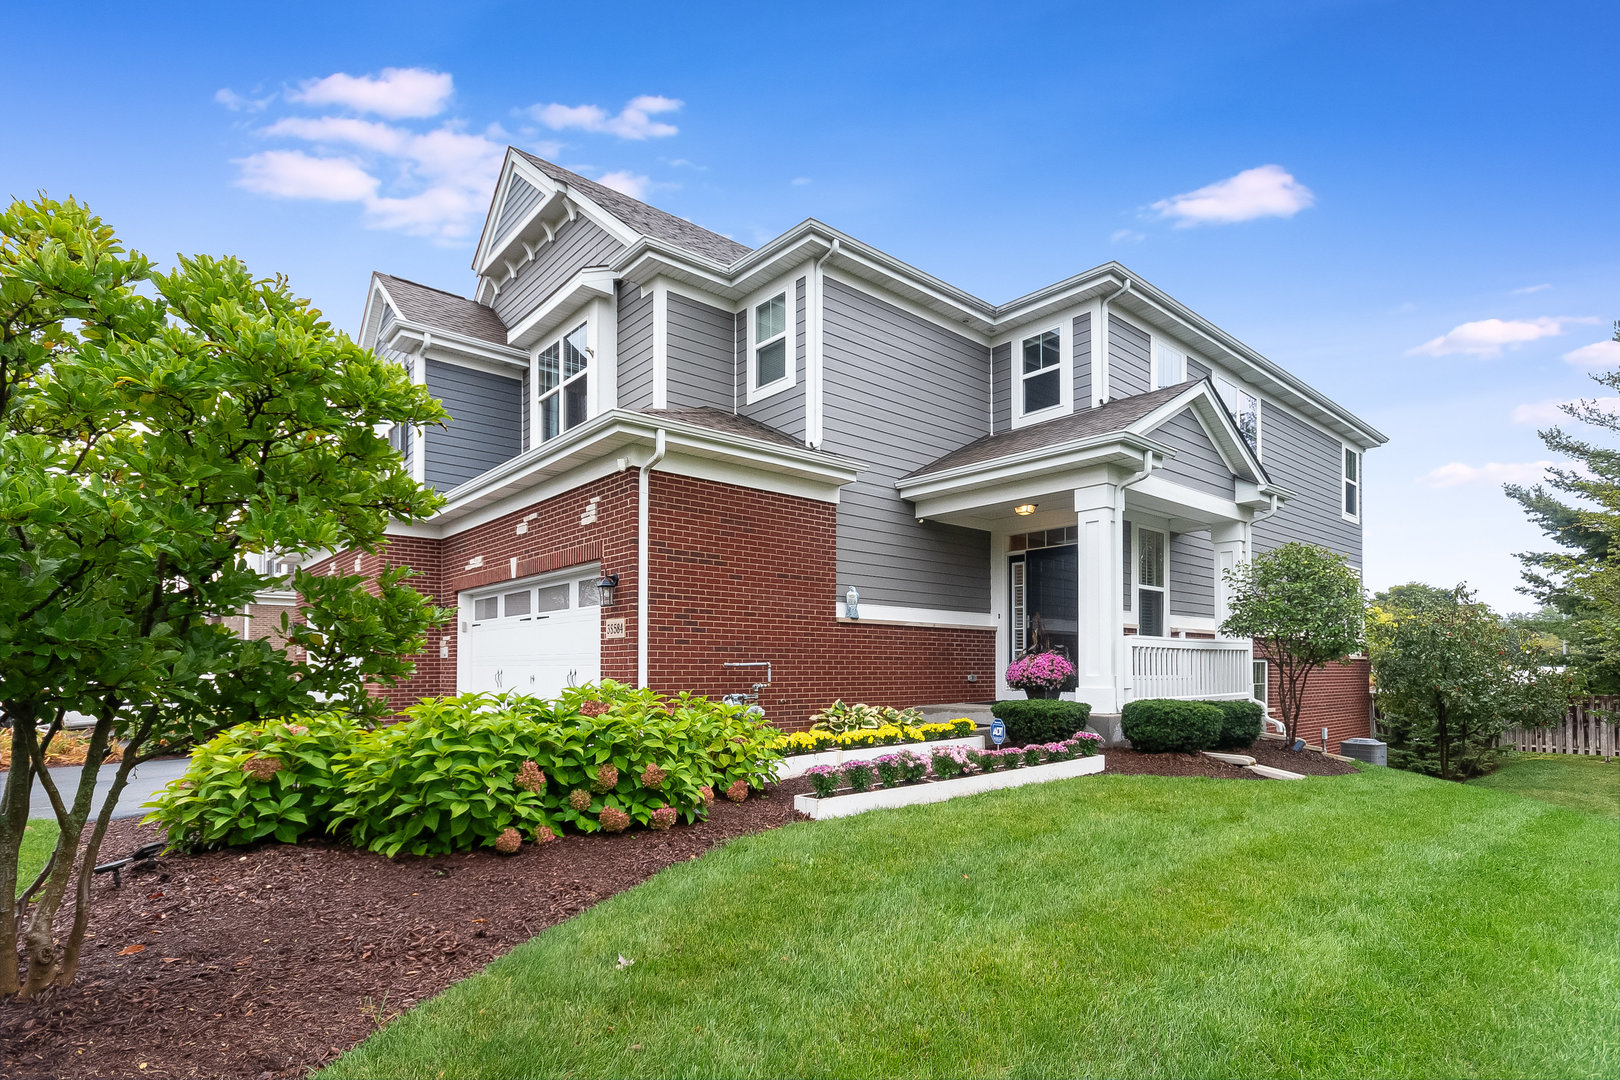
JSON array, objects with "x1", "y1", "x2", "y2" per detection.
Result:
[
  {"x1": 661, "y1": 450, "x2": 843, "y2": 504},
  {"x1": 898, "y1": 433, "x2": 1171, "y2": 503},
  {"x1": 505, "y1": 267, "x2": 617, "y2": 349},
  {"x1": 384, "y1": 322, "x2": 528, "y2": 370},
  {"x1": 1129, "y1": 473, "x2": 1249, "y2": 525},
  {"x1": 473, "y1": 151, "x2": 640, "y2": 276},
  {"x1": 360, "y1": 276, "x2": 394, "y2": 348},
  {"x1": 834, "y1": 604, "x2": 998, "y2": 630}
]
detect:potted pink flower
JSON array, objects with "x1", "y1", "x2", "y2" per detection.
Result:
[{"x1": 1005, "y1": 651, "x2": 1076, "y2": 699}]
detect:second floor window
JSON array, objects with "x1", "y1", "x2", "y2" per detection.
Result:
[
  {"x1": 537, "y1": 322, "x2": 588, "y2": 443},
  {"x1": 1216, "y1": 376, "x2": 1260, "y2": 453},
  {"x1": 753, "y1": 292, "x2": 788, "y2": 389},
  {"x1": 1153, "y1": 343, "x2": 1185, "y2": 389},
  {"x1": 1021, "y1": 330, "x2": 1061, "y2": 414},
  {"x1": 1343, "y1": 446, "x2": 1360, "y2": 520}
]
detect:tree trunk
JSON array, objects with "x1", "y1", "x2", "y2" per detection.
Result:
[
  {"x1": 55, "y1": 738, "x2": 146, "y2": 987},
  {"x1": 0, "y1": 722, "x2": 38, "y2": 997},
  {"x1": 1437, "y1": 700, "x2": 1450, "y2": 781}
]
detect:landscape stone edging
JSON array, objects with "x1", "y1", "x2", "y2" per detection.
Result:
[
  {"x1": 792, "y1": 754, "x2": 1105, "y2": 819},
  {"x1": 774, "y1": 734, "x2": 985, "y2": 779}
]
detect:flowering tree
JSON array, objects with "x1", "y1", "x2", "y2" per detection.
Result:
[
  {"x1": 0, "y1": 198, "x2": 447, "y2": 997},
  {"x1": 1369, "y1": 585, "x2": 1573, "y2": 779},
  {"x1": 1220, "y1": 542, "x2": 1365, "y2": 744}
]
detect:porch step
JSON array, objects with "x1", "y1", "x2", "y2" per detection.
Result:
[
  {"x1": 914, "y1": 702, "x2": 996, "y2": 726},
  {"x1": 1087, "y1": 713, "x2": 1126, "y2": 747}
]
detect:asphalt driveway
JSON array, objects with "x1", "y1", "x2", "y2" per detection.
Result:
[{"x1": 22, "y1": 756, "x2": 192, "y2": 821}]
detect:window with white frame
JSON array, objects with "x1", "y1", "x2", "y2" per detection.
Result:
[
  {"x1": 1153, "y1": 342, "x2": 1185, "y2": 390},
  {"x1": 536, "y1": 322, "x2": 589, "y2": 443},
  {"x1": 751, "y1": 291, "x2": 789, "y2": 392},
  {"x1": 1253, "y1": 659, "x2": 1269, "y2": 707},
  {"x1": 1342, "y1": 445, "x2": 1361, "y2": 520},
  {"x1": 1020, "y1": 329, "x2": 1061, "y2": 414},
  {"x1": 1216, "y1": 376, "x2": 1261, "y2": 454},
  {"x1": 1136, "y1": 526, "x2": 1166, "y2": 637}
]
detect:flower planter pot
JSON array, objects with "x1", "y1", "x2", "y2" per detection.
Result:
[
  {"x1": 793, "y1": 754, "x2": 1105, "y2": 820},
  {"x1": 1022, "y1": 687, "x2": 1060, "y2": 699},
  {"x1": 775, "y1": 734, "x2": 984, "y2": 780}
]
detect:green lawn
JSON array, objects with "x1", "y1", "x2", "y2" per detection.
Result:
[
  {"x1": 1467, "y1": 752, "x2": 1620, "y2": 818},
  {"x1": 16, "y1": 818, "x2": 58, "y2": 897},
  {"x1": 326, "y1": 767, "x2": 1618, "y2": 1080}
]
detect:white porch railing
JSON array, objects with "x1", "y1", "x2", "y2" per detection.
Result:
[{"x1": 1127, "y1": 638, "x2": 1253, "y2": 702}]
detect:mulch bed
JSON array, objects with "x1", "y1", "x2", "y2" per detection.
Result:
[
  {"x1": 1102, "y1": 738, "x2": 1360, "y2": 779},
  {"x1": 1, "y1": 778, "x2": 813, "y2": 1080}
]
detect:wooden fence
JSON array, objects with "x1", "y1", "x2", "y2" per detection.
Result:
[{"x1": 1502, "y1": 697, "x2": 1619, "y2": 756}]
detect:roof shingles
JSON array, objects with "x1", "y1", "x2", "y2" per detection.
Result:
[{"x1": 375, "y1": 273, "x2": 509, "y2": 346}]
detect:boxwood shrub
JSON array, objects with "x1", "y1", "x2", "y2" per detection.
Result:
[
  {"x1": 990, "y1": 699, "x2": 1094, "y2": 747},
  {"x1": 1209, "y1": 699, "x2": 1265, "y2": 750},
  {"x1": 1120, "y1": 699, "x2": 1223, "y2": 753}
]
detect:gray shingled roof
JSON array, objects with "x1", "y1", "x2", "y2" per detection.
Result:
[
  {"x1": 517, "y1": 151, "x2": 753, "y2": 266},
  {"x1": 637, "y1": 407, "x2": 803, "y2": 449},
  {"x1": 906, "y1": 383, "x2": 1196, "y2": 478},
  {"x1": 376, "y1": 273, "x2": 509, "y2": 346}
]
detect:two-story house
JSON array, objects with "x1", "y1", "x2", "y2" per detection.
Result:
[{"x1": 318, "y1": 148, "x2": 1385, "y2": 747}]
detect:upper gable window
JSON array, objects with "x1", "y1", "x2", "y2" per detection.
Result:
[
  {"x1": 537, "y1": 321, "x2": 589, "y2": 443},
  {"x1": 1021, "y1": 330, "x2": 1062, "y2": 414},
  {"x1": 751, "y1": 291, "x2": 790, "y2": 394},
  {"x1": 1215, "y1": 376, "x2": 1260, "y2": 455},
  {"x1": 1153, "y1": 343, "x2": 1185, "y2": 390},
  {"x1": 1342, "y1": 445, "x2": 1361, "y2": 521}
]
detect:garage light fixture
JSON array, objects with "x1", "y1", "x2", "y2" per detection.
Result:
[
  {"x1": 1014, "y1": 503, "x2": 1037, "y2": 516},
  {"x1": 595, "y1": 572, "x2": 620, "y2": 607}
]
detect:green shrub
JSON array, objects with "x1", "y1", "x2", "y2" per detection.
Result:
[
  {"x1": 1121, "y1": 699, "x2": 1223, "y2": 753},
  {"x1": 1208, "y1": 699, "x2": 1265, "y2": 749},
  {"x1": 990, "y1": 699, "x2": 1094, "y2": 747},
  {"x1": 146, "y1": 714, "x2": 361, "y2": 850}
]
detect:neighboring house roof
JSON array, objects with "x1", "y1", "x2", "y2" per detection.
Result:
[
  {"x1": 516, "y1": 151, "x2": 753, "y2": 266},
  {"x1": 637, "y1": 407, "x2": 803, "y2": 449},
  {"x1": 905, "y1": 383, "x2": 1196, "y2": 478},
  {"x1": 375, "y1": 273, "x2": 509, "y2": 345}
]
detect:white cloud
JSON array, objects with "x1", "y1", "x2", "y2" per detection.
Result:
[
  {"x1": 1417, "y1": 461, "x2": 1556, "y2": 488},
  {"x1": 1149, "y1": 164, "x2": 1314, "y2": 226},
  {"x1": 215, "y1": 88, "x2": 272, "y2": 113},
  {"x1": 529, "y1": 95, "x2": 681, "y2": 139},
  {"x1": 235, "y1": 151, "x2": 380, "y2": 202},
  {"x1": 1407, "y1": 316, "x2": 1586, "y2": 358},
  {"x1": 288, "y1": 68, "x2": 453, "y2": 119},
  {"x1": 1512, "y1": 397, "x2": 1620, "y2": 424},
  {"x1": 1564, "y1": 338, "x2": 1620, "y2": 370},
  {"x1": 791, "y1": 177, "x2": 812, "y2": 186},
  {"x1": 263, "y1": 116, "x2": 410, "y2": 155},
  {"x1": 595, "y1": 170, "x2": 652, "y2": 199},
  {"x1": 1110, "y1": 228, "x2": 1145, "y2": 244},
  {"x1": 1512, "y1": 282, "x2": 1552, "y2": 294}
]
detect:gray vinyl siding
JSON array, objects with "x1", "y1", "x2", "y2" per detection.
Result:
[
  {"x1": 1073, "y1": 312, "x2": 1092, "y2": 408},
  {"x1": 493, "y1": 177, "x2": 542, "y2": 244},
  {"x1": 1188, "y1": 357, "x2": 1210, "y2": 382},
  {"x1": 377, "y1": 302, "x2": 396, "y2": 342},
  {"x1": 423, "y1": 359, "x2": 523, "y2": 491},
  {"x1": 1169, "y1": 530, "x2": 1215, "y2": 618},
  {"x1": 1253, "y1": 403, "x2": 1363, "y2": 567},
  {"x1": 991, "y1": 342, "x2": 1012, "y2": 433},
  {"x1": 822, "y1": 278, "x2": 992, "y2": 611},
  {"x1": 736, "y1": 277, "x2": 806, "y2": 440},
  {"x1": 616, "y1": 282, "x2": 654, "y2": 410},
  {"x1": 491, "y1": 214, "x2": 625, "y2": 327},
  {"x1": 1155, "y1": 408, "x2": 1235, "y2": 498},
  {"x1": 1108, "y1": 314, "x2": 1151, "y2": 400},
  {"x1": 666, "y1": 292, "x2": 734, "y2": 411}
]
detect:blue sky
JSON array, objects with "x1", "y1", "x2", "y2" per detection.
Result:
[{"x1": 5, "y1": 0, "x2": 1615, "y2": 611}]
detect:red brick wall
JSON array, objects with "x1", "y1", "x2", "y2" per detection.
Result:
[
  {"x1": 1259, "y1": 646, "x2": 1372, "y2": 752},
  {"x1": 245, "y1": 602, "x2": 297, "y2": 647},
  {"x1": 307, "y1": 469, "x2": 994, "y2": 727}
]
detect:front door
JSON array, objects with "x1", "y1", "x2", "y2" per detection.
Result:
[{"x1": 1008, "y1": 527, "x2": 1078, "y2": 661}]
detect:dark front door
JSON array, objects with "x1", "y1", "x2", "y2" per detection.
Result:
[{"x1": 1009, "y1": 541, "x2": 1078, "y2": 662}]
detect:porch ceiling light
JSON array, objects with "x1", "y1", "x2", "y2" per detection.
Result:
[
  {"x1": 596, "y1": 572, "x2": 620, "y2": 607},
  {"x1": 1014, "y1": 503, "x2": 1038, "y2": 516}
]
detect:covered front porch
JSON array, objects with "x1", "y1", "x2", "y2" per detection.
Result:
[{"x1": 896, "y1": 382, "x2": 1283, "y2": 715}]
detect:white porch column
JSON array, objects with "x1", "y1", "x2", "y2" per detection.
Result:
[
  {"x1": 1210, "y1": 519, "x2": 1249, "y2": 635},
  {"x1": 1074, "y1": 483, "x2": 1122, "y2": 713}
]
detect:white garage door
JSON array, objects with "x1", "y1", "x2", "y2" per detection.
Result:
[{"x1": 459, "y1": 568, "x2": 602, "y2": 698}]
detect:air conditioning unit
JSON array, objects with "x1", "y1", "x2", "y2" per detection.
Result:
[{"x1": 1340, "y1": 737, "x2": 1387, "y2": 767}]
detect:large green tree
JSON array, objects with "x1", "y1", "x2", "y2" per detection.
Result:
[
  {"x1": 0, "y1": 198, "x2": 448, "y2": 997},
  {"x1": 1220, "y1": 542, "x2": 1366, "y2": 745},
  {"x1": 1369, "y1": 585, "x2": 1573, "y2": 779},
  {"x1": 1505, "y1": 319, "x2": 1620, "y2": 674}
]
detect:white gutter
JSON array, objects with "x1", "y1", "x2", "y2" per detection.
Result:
[
  {"x1": 1251, "y1": 492, "x2": 1282, "y2": 525},
  {"x1": 637, "y1": 428, "x2": 668, "y2": 688}
]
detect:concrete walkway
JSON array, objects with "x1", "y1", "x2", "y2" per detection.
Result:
[{"x1": 22, "y1": 757, "x2": 192, "y2": 822}]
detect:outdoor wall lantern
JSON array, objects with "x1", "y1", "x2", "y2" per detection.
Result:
[
  {"x1": 1014, "y1": 503, "x2": 1038, "y2": 516},
  {"x1": 595, "y1": 572, "x2": 620, "y2": 607},
  {"x1": 845, "y1": 586, "x2": 860, "y2": 619}
]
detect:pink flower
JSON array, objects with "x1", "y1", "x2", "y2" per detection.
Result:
[
  {"x1": 1006, "y1": 651, "x2": 1076, "y2": 690},
  {"x1": 599, "y1": 806, "x2": 631, "y2": 833},
  {"x1": 649, "y1": 806, "x2": 677, "y2": 831},
  {"x1": 493, "y1": 827, "x2": 522, "y2": 854},
  {"x1": 568, "y1": 788, "x2": 593, "y2": 812},
  {"x1": 515, "y1": 760, "x2": 546, "y2": 793},
  {"x1": 533, "y1": 825, "x2": 558, "y2": 844},
  {"x1": 724, "y1": 779, "x2": 749, "y2": 803},
  {"x1": 640, "y1": 763, "x2": 667, "y2": 789}
]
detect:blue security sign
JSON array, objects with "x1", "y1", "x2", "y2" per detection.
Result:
[{"x1": 989, "y1": 718, "x2": 1006, "y2": 747}]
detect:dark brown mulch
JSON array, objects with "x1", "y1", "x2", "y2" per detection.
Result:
[
  {"x1": 1102, "y1": 737, "x2": 1360, "y2": 779},
  {"x1": 1, "y1": 778, "x2": 813, "y2": 1080}
]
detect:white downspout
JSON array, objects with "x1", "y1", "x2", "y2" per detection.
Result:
[
  {"x1": 636, "y1": 428, "x2": 668, "y2": 689},
  {"x1": 1096, "y1": 278, "x2": 1131, "y2": 404},
  {"x1": 808, "y1": 238, "x2": 840, "y2": 448},
  {"x1": 1113, "y1": 448, "x2": 1158, "y2": 709},
  {"x1": 1248, "y1": 492, "x2": 1286, "y2": 733}
]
